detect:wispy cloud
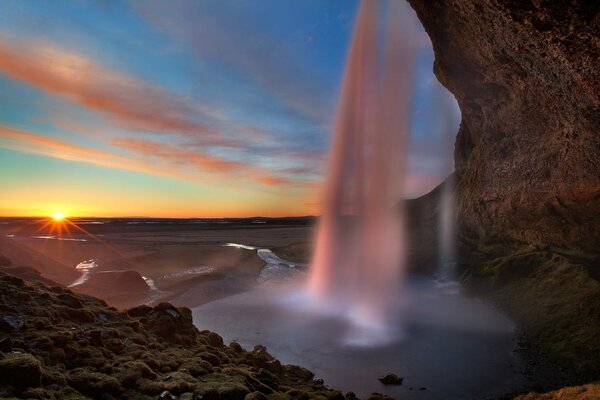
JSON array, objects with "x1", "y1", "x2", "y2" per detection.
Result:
[
  {"x1": 0, "y1": 39, "x2": 238, "y2": 147},
  {"x1": 131, "y1": 0, "x2": 340, "y2": 127},
  {"x1": 113, "y1": 137, "x2": 295, "y2": 186},
  {"x1": 0, "y1": 125, "x2": 169, "y2": 177}
]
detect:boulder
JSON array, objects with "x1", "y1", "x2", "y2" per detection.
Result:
[{"x1": 0, "y1": 313, "x2": 25, "y2": 331}]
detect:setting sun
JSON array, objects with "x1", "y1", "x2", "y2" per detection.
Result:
[{"x1": 52, "y1": 212, "x2": 65, "y2": 221}]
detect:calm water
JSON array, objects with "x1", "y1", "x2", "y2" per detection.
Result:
[{"x1": 192, "y1": 275, "x2": 527, "y2": 399}]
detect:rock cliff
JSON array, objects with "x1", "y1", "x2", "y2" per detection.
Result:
[
  {"x1": 408, "y1": 0, "x2": 599, "y2": 253},
  {"x1": 407, "y1": 0, "x2": 600, "y2": 384}
]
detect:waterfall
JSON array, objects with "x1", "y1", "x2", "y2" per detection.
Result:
[{"x1": 308, "y1": 0, "x2": 418, "y2": 341}]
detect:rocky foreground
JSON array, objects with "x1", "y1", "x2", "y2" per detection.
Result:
[{"x1": 0, "y1": 266, "x2": 384, "y2": 400}]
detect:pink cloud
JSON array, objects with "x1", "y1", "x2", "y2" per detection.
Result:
[
  {"x1": 0, "y1": 39, "x2": 239, "y2": 148},
  {"x1": 0, "y1": 125, "x2": 170, "y2": 177}
]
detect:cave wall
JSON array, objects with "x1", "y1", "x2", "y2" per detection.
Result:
[
  {"x1": 407, "y1": 0, "x2": 600, "y2": 256},
  {"x1": 405, "y1": 0, "x2": 600, "y2": 381}
]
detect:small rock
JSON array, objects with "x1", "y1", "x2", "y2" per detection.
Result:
[
  {"x1": 165, "y1": 309, "x2": 180, "y2": 318},
  {"x1": 159, "y1": 390, "x2": 176, "y2": 399},
  {"x1": 0, "y1": 313, "x2": 25, "y2": 331},
  {"x1": 378, "y1": 373, "x2": 403, "y2": 385},
  {"x1": 96, "y1": 312, "x2": 109, "y2": 321}
]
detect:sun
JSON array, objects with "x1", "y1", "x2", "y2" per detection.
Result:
[{"x1": 52, "y1": 212, "x2": 66, "y2": 221}]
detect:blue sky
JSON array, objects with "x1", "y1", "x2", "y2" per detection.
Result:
[{"x1": 0, "y1": 0, "x2": 459, "y2": 217}]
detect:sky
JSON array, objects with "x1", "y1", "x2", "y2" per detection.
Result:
[{"x1": 0, "y1": 0, "x2": 459, "y2": 218}]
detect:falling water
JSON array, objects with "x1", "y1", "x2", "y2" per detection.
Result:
[
  {"x1": 308, "y1": 0, "x2": 418, "y2": 340},
  {"x1": 437, "y1": 94, "x2": 458, "y2": 281}
]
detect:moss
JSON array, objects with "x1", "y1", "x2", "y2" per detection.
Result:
[
  {"x1": 462, "y1": 251, "x2": 600, "y2": 382},
  {"x1": 514, "y1": 383, "x2": 600, "y2": 399},
  {"x1": 67, "y1": 369, "x2": 122, "y2": 398},
  {"x1": 0, "y1": 353, "x2": 42, "y2": 389},
  {"x1": 0, "y1": 271, "x2": 346, "y2": 399},
  {"x1": 194, "y1": 373, "x2": 250, "y2": 400}
]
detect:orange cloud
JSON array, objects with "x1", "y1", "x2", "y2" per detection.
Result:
[
  {"x1": 0, "y1": 40, "x2": 238, "y2": 148},
  {"x1": 0, "y1": 125, "x2": 298, "y2": 188},
  {"x1": 0, "y1": 125, "x2": 170, "y2": 177},
  {"x1": 113, "y1": 137, "x2": 293, "y2": 187},
  {"x1": 113, "y1": 137, "x2": 244, "y2": 173}
]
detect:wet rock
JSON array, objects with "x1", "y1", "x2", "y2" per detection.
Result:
[
  {"x1": 0, "y1": 353, "x2": 42, "y2": 389},
  {"x1": 0, "y1": 313, "x2": 25, "y2": 331},
  {"x1": 378, "y1": 373, "x2": 403, "y2": 385}
]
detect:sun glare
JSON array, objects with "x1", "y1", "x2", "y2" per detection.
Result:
[{"x1": 52, "y1": 212, "x2": 66, "y2": 221}]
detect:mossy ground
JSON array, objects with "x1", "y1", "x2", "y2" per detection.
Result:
[{"x1": 0, "y1": 268, "x2": 353, "y2": 400}]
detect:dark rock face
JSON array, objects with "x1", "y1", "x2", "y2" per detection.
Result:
[
  {"x1": 408, "y1": 0, "x2": 599, "y2": 254},
  {"x1": 407, "y1": 0, "x2": 600, "y2": 384}
]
